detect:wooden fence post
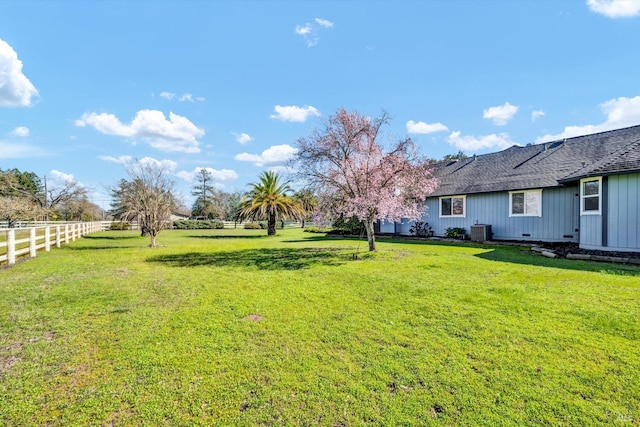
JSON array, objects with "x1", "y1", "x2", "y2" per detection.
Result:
[
  {"x1": 45, "y1": 226, "x2": 51, "y2": 252},
  {"x1": 7, "y1": 229, "x2": 16, "y2": 265},
  {"x1": 64, "y1": 224, "x2": 69, "y2": 244},
  {"x1": 56, "y1": 225, "x2": 62, "y2": 248},
  {"x1": 29, "y1": 228, "x2": 37, "y2": 258}
]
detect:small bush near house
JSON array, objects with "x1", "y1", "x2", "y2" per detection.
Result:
[
  {"x1": 445, "y1": 227, "x2": 466, "y2": 239},
  {"x1": 409, "y1": 221, "x2": 434, "y2": 237},
  {"x1": 331, "y1": 215, "x2": 365, "y2": 235},
  {"x1": 109, "y1": 221, "x2": 130, "y2": 230},
  {"x1": 173, "y1": 220, "x2": 225, "y2": 230},
  {"x1": 304, "y1": 225, "x2": 334, "y2": 233},
  {"x1": 243, "y1": 222, "x2": 262, "y2": 230}
]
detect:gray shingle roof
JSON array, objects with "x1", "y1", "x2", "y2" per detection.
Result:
[{"x1": 429, "y1": 124, "x2": 640, "y2": 197}]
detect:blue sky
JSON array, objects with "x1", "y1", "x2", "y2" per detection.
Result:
[{"x1": 2, "y1": 0, "x2": 640, "y2": 210}]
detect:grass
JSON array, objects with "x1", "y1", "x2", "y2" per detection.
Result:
[{"x1": 1, "y1": 228, "x2": 639, "y2": 426}]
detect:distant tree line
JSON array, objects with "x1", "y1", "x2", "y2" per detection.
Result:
[{"x1": 0, "y1": 168, "x2": 104, "y2": 227}]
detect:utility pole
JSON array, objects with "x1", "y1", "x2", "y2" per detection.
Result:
[{"x1": 44, "y1": 175, "x2": 49, "y2": 222}]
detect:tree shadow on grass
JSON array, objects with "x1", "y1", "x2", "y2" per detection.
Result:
[
  {"x1": 83, "y1": 235, "x2": 142, "y2": 241},
  {"x1": 188, "y1": 234, "x2": 266, "y2": 240},
  {"x1": 67, "y1": 245, "x2": 143, "y2": 251},
  {"x1": 282, "y1": 234, "x2": 359, "y2": 243},
  {"x1": 147, "y1": 247, "x2": 348, "y2": 270}
]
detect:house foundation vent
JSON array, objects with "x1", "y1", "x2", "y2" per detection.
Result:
[{"x1": 471, "y1": 225, "x2": 492, "y2": 242}]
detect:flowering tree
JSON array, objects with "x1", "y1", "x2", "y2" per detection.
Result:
[{"x1": 294, "y1": 108, "x2": 438, "y2": 251}]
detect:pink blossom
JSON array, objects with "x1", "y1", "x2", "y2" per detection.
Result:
[{"x1": 295, "y1": 108, "x2": 439, "y2": 251}]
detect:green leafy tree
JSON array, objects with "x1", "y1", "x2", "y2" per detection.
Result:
[
  {"x1": 0, "y1": 168, "x2": 42, "y2": 198},
  {"x1": 238, "y1": 171, "x2": 304, "y2": 236},
  {"x1": 191, "y1": 168, "x2": 222, "y2": 219},
  {"x1": 442, "y1": 150, "x2": 468, "y2": 162},
  {"x1": 223, "y1": 190, "x2": 244, "y2": 226},
  {"x1": 293, "y1": 189, "x2": 319, "y2": 228}
]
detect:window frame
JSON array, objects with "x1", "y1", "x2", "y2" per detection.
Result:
[
  {"x1": 508, "y1": 189, "x2": 543, "y2": 217},
  {"x1": 439, "y1": 195, "x2": 466, "y2": 218},
  {"x1": 580, "y1": 177, "x2": 602, "y2": 215}
]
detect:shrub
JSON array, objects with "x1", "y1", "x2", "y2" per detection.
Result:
[
  {"x1": 109, "y1": 221, "x2": 130, "y2": 230},
  {"x1": 173, "y1": 220, "x2": 225, "y2": 230},
  {"x1": 332, "y1": 215, "x2": 365, "y2": 235},
  {"x1": 409, "y1": 221, "x2": 434, "y2": 237},
  {"x1": 243, "y1": 222, "x2": 262, "y2": 230},
  {"x1": 304, "y1": 225, "x2": 334, "y2": 233},
  {"x1": 445, "y1": 227, "x2": 466, "y2": 239}
]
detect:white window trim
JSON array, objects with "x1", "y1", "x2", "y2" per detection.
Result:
[
  {"x1": 439, "y1": 195, "x2": 466, "y2": 218},
  {"x1": 509, "y1": 189, "x2": 543, "y2": 217},
  {"x1": 580, "y1": 177, "x2": 602, "y2": 216}
]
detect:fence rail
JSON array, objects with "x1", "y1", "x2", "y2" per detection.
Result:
[
  {"x1": 0, "y1": 222, "x2": 102, "y2": 266},
  {"x1": 1, "y1": 220, "x2": 305, "y2": 267}
]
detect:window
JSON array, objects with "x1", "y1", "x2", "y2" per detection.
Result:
[
  {"x1": 509, "y1": 189, "x2": 542, "y2": 217},
  {"x1": 580, "y1": 177, "x2": 601, "y2": 215},
  {"x1": 440, "y1": 195, "x2": 466, "y2": 217}
]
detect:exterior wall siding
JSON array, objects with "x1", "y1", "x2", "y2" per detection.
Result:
[
  {"x1": 579, "y1": 215, "x2": 602, "y2": 248},
  {"x1": 605, "y1": 173, "x2": 640, "y2": 251},
  {"x1": 387, "y1": 186, "x2": 579, "y2": 242}
]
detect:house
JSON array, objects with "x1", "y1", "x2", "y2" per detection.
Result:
[
  {"x1": 380, "y1": 124, "x2": 640, "y2": 253},
  {"x1": 169, "y1": 211, "x2": 191, "y2": 222}
]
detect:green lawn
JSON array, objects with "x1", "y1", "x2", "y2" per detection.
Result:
[{"x1": 1, "y1": 229, "x2": 638, "y2": 426}]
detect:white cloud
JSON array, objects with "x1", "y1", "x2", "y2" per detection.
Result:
[
  {"x1": 483, "y1": 102, "x2": 519, "y2": 126},
  {"x1": 406, "y1": 120, "x2": 448, "y2": 134},
  {"x1": 447, "y1": 131, "x2": 517, "y2": 152},
  {"x1": 295, "y1": 18, "x2": 334, "y2": 47},
  {"x1": 137, "y1": 157, "x2": 178, "y2": 171},
  {"x1": 76, "y1": 110, "x2": 204, "y2": 153},
  {"x1": 0, "y1": 141, "x2": 42, "y2": 158},
  {"x1": 315, "y1": 18, "x2": 334, "y2": 28},
  {"x1": 235, "y1": 144, "x2": 298, "y2": 167},
  {"x1": 536, "y1": 95, "x2": 640, "y2": 143},
  {"x1": 98, "y1": 155, "x2": 177, "y2": 172},
  {"x1": 587, "y1": 0, "x2": 640, "y2": 18},
  {"x1": 179, "y1": 93, "x2": 193, "y2": 102},
  {"x1": 270, "y1": 105, "x2": 320, "y2": 122},
  {"x1": 295, "y1": 23, "x2": 313, "y2": 35},
  {"x1": 531, "y1": 110, "x2": 545, "y2": 122},
  {"x1": 176, "y1": 167, "x2": 239, "y2": 182},
  {"x1": 0, "y1": 38, "x2": 39, "y2": 107},
  {"x1": 232, "y1": 132, "x2": 253, "y2": 144},
  {"x1": 99, "y1": 155, "x2": 133, "y2": 165},
  {"x1": 160, "y1": 91, "x2": 205, "y2": 102},
  {"x1": 11, "y1": 126, "x2": 29, "y2": 137},
  {"x1": 50, "y1": 169, "x2": 75, "y2": 183}
]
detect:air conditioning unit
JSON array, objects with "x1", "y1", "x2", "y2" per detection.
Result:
[{"x1": 470, "y1": 224, "x2": 492, "y2": 242}]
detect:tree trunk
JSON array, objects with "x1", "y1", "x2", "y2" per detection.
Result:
[
  {"x1": 267, "y1": 214, "x2": 277, "y2": 236},
  {"x1": 364, "y1": 217, "x2": 377, "y2": 251},
  {"x1": 149, "y1": 233, "x2": 158, "y2": 248}
]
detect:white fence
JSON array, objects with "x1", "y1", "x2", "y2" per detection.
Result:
[{"x1": 0, "y1": 222, "x2": 102, "y2": 266}]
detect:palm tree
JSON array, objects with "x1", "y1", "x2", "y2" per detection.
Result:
[
  {"x1": 238, "y1": 171, "x2": 304, "y2": 236},
  {"x1": 293, "y1": 189, "x2": 319, "y2": 228}
]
